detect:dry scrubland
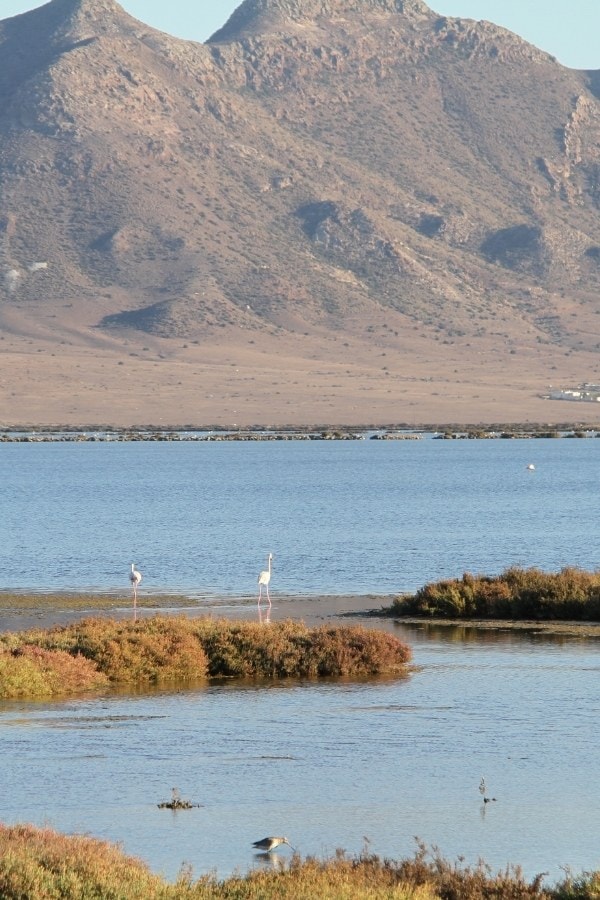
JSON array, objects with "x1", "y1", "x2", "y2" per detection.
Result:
[
  {"x1": 3, "y1": 329, "x2": 600, "y2": 428},
  {"x1": 0, "y1": 825, "x2": 598, "y2": 899},
  {"x1": 0, "y1": 615, "x2": 411, "y2": 698}
]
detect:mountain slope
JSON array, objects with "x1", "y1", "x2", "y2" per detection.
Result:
[{"x1": 1, "y1": 0, "x2": 600, "y2": 425}]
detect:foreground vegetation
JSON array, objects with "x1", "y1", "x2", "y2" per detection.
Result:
[
  {"x1": 0, "y1": 825, "x2": 598, "y2": 899},
  {"x1": 0, "y1": 616, "x2": 411, "y2": 698},
  {"x1": 389, "y1": 567, "x2": 600, "y2": 621}
]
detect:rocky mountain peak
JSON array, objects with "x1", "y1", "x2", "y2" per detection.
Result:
[
  {"x1": 1, "y1": 0, "x2": 140, "y2": 45},
  {"x1": 209, "y1": 0, "x2": 431, "y2": 42}
]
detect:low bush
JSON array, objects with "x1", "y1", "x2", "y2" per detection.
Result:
[
  {"x1": 0, "y1": 646, "x2": 108, "y2": 699},
  {"x1": 193, "y1": 619, "x2": 411, "y2": 679},
  {"x1": 0, "y1": 616, "x2": 412, "y2": 699},
  {"x1": 0, "y1": 824, "x2": 167, "y2": 899},
  {"x1": 389, "y1": 567, "x2": 600, "y2": 621}
]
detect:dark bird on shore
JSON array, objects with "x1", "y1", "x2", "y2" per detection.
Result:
[{"x1": 252, "y1": 836, "x2": 294, "y2": 852}]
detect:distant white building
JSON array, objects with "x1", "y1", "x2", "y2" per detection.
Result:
[{"x1": 549, "y1": 388, "x2": 600, "y2": 402}]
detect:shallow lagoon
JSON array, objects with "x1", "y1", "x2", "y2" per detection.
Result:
[
  {"x1": 1, "y1": 439, "x2": 599, "y2": 882},
  {"x1": 1, "y1": 621, "x2": 599, "y2": 883},
  {"x1": 1, "y1": 437, "x2": 600, "y2": 596}
]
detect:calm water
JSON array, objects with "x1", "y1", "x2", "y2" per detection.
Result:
[
  {"x1": 1, "y1": 439, "x2": 599, "y2": 883},
  {"x1": 1, "y1": 625, "x2": 599, "y2": 884},
  {"x1": 1, "y1": 437, "x2": 600, "y2": 595}
]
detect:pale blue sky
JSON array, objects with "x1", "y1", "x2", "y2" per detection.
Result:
[{"x1": 1, "y1": 1, "x2": 598, "y2": 70}]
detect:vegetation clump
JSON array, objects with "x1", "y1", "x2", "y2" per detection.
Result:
[
  {"x1": 389, "y1": 567, "x2": 600, "y2": 620},
  {"x1": 158, "y1": 788, "x2": 200, "y2": 810},
  {"x1": 0, "y1": 616, "x2": 411, "y2": 699},
  {"x1": 0, "y1": 825, "x2": 598, "y2": 899}
]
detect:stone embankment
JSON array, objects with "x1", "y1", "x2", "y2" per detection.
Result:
[{"x1": 1, "y1": 425, "x2": 598, "y2": 442}]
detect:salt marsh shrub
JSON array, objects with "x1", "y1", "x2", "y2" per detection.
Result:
[
  {"x1": 0, "y1": 647, "x2": 107, "y2": 698},
  {"x1": 0, "y1": 616, "x2": 412, "y2": 698},
  {"x1": 3, "y1": 824, "x2": 596, "y2": 898},
  {"x1": 390, "y1": 567, "x2": 600, "y2": 621}
]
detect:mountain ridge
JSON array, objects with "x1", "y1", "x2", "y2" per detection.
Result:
[{"x1": 209, "y1": 0, "x2": 431, "y2": 42}]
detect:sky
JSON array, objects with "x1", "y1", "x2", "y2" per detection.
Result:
[{"x1": 1, "y1": 0, "x2": 599, "y2": 70}]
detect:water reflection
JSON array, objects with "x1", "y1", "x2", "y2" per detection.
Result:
[
  {"x1": 254, "y1": 851, "x2": 290, "y2": 871},
  {"x1": 258, "y1": 605, "x2": 271, "y2": 625},
  {"x1": 393, "y1": 620, "x2": 600, "y2": 647}
]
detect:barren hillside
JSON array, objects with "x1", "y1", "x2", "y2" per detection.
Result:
[{"x1": 1, "y1": 0, "x2": 600, "y2": 426}]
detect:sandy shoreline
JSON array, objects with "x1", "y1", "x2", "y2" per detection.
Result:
[
  {"x1": 0, "y1": 593, "x2": 394, "y2": 633},
  {"x1": 1, "y1": 593, "x2": 599, "y2": 637}
]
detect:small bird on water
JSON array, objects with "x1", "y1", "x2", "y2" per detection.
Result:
[
  {"x1": 252, "y1": 836, "x2": 294, "y2": 852},
  {"x1": 479, "y1": 776, "x2": 496, "y2": 803}
]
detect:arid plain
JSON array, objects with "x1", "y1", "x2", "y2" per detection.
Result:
[{"x1": 3, "y1": 321, "x2": 600, "y2": 427}]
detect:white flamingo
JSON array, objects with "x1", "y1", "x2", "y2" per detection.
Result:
[
  {"x1": 130, "y1": 563, "x2": 142, "y2": 619},
  {"x1": 258, "y1": 553, "x2": 273, "y2": 606}
]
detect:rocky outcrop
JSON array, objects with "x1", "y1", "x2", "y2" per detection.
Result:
[{"x1": 210, "y1": 0, "x2": 431, "y2": 42}]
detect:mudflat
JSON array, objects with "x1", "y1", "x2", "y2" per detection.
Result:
[
  {"x1": 1, "y1": 592, "x2": 598, "y2": 638},
  {"x1": 0, "y1": 592, "x2": 393, "y2": 634}
]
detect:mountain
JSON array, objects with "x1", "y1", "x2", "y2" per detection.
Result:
[{"x1": 1, "y1": 0, "x2": 600, "y2": 426}]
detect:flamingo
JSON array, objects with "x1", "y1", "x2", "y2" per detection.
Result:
[
  {"x1": 130, "y1": 563, "x2": 142, "y2": 619},
  {"x1": 258, "y1": 553, "x2": 273, "y2": 606},
  {"x1": 252, "y1": 836, "x2": 294, "y2": 852}
]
